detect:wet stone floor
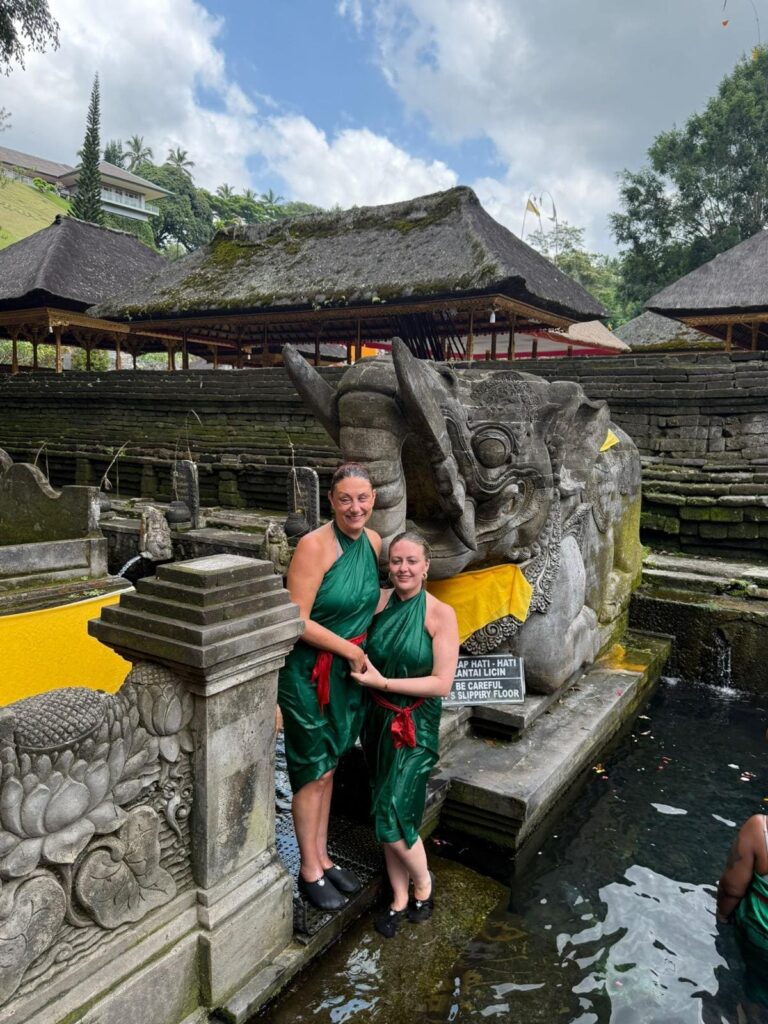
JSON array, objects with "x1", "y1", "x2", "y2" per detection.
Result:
[{"x1": 259, "y1": 680, "x2": 768, "y2": 1023}]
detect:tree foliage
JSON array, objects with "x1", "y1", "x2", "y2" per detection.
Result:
[
  {"x1": 137, "y1": 161, "x2": 214, "y2": 252},
  {"x1": 70, "y1": 74, "x2": 104, "y2": 226},
  {"x1": 526, "y1": 222, "x2": 633, "y2": 325},
  {"x1": 125, "y1": 135, "x2": 153, "y2": 172},
  {"x1": 611, "y1": 47, "x2": 768, "y2": 309},
  {"x1": 0, "y1": 0, "x2": 58, "y2": 73},
  {"x1": 104, "y1": 139, "x2": 126, "y2": 167}
]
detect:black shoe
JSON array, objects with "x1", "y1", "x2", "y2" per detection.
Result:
[
  {"x1": 298, "y1": 874, "x2": 348, "y2": 911},
  {"x1": 324, "y1": 864, "x2": 362, "y2": 894},
  {"x1": 374, "y1": 906, "x2": 407, "y2": 938},
  {"x1": 408, "y1": 871, "x2": 434, "y2": 923}
]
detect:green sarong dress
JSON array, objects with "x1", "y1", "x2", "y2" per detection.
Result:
[
  {"x1": 361, "y1": 589, "x2": 441, "y2": 848},
  {"x1": 736, "y1": 870, "x2": 768, "y2": 1006},
  {"x1": 278, "y1": 523, "x2": 379, "y2": 792}
]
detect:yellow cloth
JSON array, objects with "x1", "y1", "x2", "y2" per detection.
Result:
[
  {"x1": 600, "y1": 429, "x2": 620, "y2": 452},
  {"x1": 426, "y1": 563, "x2": 533, "y2": 644}
]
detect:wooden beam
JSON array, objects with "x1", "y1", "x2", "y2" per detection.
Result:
[
  {"x1": 53, "y1": 325, "x2": 63, "y2": 374},
  {"x1": 466, "y1": 309, "x2": 475, "y2": 365},
  {"x1": 507, "y1": 313, "x2": 516, "y2": 360}
]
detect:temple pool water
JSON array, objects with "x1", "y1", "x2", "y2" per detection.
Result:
[{"x1": 263, "y1": 679, "x2": 768, "y2": 1023}]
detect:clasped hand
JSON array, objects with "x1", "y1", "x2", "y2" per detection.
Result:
[{"x1": 350, "y1": 658, "x2": 385, "y2": 688}]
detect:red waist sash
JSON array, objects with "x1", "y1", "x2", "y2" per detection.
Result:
[
  {"x1": 371, "y1": 691, "x2": 425, "y2": 749},
  {"x1": 310, "y1": 632, "x2": 366, "y2": 710}
]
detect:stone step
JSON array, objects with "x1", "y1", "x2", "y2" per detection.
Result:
[
  {"x1": 435, "y1": 632, "x2": 670, "y2": 858},
  {"x1": 469, "y1": 668, "x2": 581, "y2": 738}
]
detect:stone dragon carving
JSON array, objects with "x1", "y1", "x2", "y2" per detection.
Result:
[
  {"x1": 0, "y1": 663, "x2": 194, "y2": 1006},
  {"x1": 284, "y1": 340, "x2": 642, "y2": 692}
]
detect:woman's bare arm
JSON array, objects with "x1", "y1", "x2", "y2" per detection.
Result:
[
  {"x1": 717, "y1": 816, "x2": 759, "y2": 922},
  {"x1": 351, "y1": 600, "x2": 459, "y2": 697}
]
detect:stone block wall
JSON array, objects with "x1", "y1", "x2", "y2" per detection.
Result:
[{"x1": 3, "y1": 352, "x2": 768, "y2": 554}]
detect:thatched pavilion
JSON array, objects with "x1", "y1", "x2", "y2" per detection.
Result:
[
  {"x1": 646, "y1": 228, "x2": 768, "y2": 351},
  {"x1": 92, "y1": 186, "x2": 613, "y2": 367},
  {"x1": 0, "y1": 215, "x2": 166, "y2": 372},
  {"x1": 614, "y1": 310, "x2": 718, "y2": 352}
]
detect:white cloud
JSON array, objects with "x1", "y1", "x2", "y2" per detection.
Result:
[
  {"x1": 252, "y1": 115, "x2": 457, "y2": 208},
  {"x1": 337, "y1": 0, "x2": 364, "y2": 32},
  {"x1": 1, "y1": 0, "x2": 460, "y2": 219},
  {"x1": 2, "y1": 0, "x2": 259, "y2": 192}
]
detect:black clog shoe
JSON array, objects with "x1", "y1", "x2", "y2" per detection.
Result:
[
  {"x1": 374, "y1": 906, "x2": 407, "y2": 938},
  {"x1": 407, "y1": 871, "x2": 435, "y2": 923},
  {"x1": 298, "y1": 874, "x2": 348, "y2": 911},
  {"x1": 324, "y1": 863, "x2": 362, "y2": 894}
]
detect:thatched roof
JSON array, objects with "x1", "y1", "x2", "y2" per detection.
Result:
[
  {"x1": 0, "y1": 215, "x2": 166, "y2": 312},
  {"x1": 646, "y1": 229, "x2": 768, "y2": 317},
  {"x1": 614, "y1": 311, "x2": 716, "y2": 350},
  {"x1": 545, "y1": 319, "x2": 628, "y2": 352},
  {"x1": 92, "y1": 187, "x2": 606, "y2": 323}
]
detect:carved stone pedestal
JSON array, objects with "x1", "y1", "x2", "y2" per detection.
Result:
[{"x1": 0, "y1": 555, "x2": 301, "y2": 1024}]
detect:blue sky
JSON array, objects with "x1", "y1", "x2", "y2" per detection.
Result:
[{"x1": 1, "y1": 0, "x2": 763, "y2": 251}]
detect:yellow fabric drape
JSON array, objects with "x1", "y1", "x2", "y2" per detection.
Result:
[
  {"x1": 426, "y1": 563, "x2": 533, "y2": 644},
  {"x1": 1, "y1": 593, "x2": 129, "y2": 705},
  {"x1": 600, "y1": 429, "x2": 620, "y2": 452}
]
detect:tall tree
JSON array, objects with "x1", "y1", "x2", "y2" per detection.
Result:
[
  {"x1": 0, "y1": 0, "x2": 58, "y2": 73},
  {"x1": 139, "y1": 162, "x2": 213, "y2": 252},
  {"x1": 70, "y1": 74, "x2": 104, "y2": 226},
  {"x1": 527, "y1": 221, "x2": 633, "y2": 325},
  {"x1": 166, "y1": 146, "x2": 194, "y2": 174},
  {"x1": 125, "y1": 134, "x2": 153, "y2": 172},
  {"x1": 611, "y1": 47, "x2": 768, "y2": 309},
  {"x1": 103, "y1": 139, "x2": 125, "y2": 167}
]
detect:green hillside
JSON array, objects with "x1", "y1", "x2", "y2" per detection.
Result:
[{"x1": 0, "y1": 178, "x2": 70, "y2": 249}]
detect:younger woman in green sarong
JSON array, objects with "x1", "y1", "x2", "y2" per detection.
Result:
[
  {"x1": 351, "y1": 531, "x2": 459, "y2": 938},
  {"x1": 718, "y1": 814, "x2": 768, "y2": 1010},
  {"x1": 278, "y1": 463, "x2": 382, "y2": 911}
]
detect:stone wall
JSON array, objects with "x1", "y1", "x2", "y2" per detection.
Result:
[{"x1": 3, "y1": 352, "x2": 768, "y2": 554}]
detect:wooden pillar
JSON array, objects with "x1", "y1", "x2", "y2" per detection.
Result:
[
  {"x1": 10, "y1": 329, "x2": 18, "y2": 374},
  {"x1": 507, "y1": 313, "x2": 516, "y2": 360},
  {"x1": 531, "y1": 338, "x2": 538, "y2": 360},
  {"x1": 466, "y1": 309, "x2": 475, "y2": 365},
  {"x1": 32, "y1": 340, "x2": 39, "y2": 370},
  {"x1": 355, "y1": 318, "x2": 362, "y2": 361},
  {"x1": 567, "y1": 345, "x2": 574, "y2": 357},
  {"x1": 236, "y1": 340, "x2": 243, "y2": 370},
  {"x1": 490, "y1": 327, "x2": 497, "y2": 361},
  {"x1": 752, "y1": 321, "x2": 759, "y2": 351},
  {"x1": 86, "y1": 342, "x2": 92, "y2": 371},
  {"x1": 725, "y1": 323, "x2": 733, "y2": 353},
  {"x1": 262, "y1": 324, "x2": 268, "y2": 367},
  {"x1": 115, "y1": 335, "x2": 122, "y2": 371},
  {"x1": 54, "y1": 325, "x2": 63, "y2": 374},
  {"x1": 314, "y1": 327, "x2": 321, "y2": 367},
  {"x1": 346, "y1": 338, "x2": 353, "y2": 365},
  {"x1": 182, "y1": 331, "x2": 189, "y2": 370}
]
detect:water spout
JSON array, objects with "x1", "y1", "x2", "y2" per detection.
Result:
[
  {"x1": 117, "y1": 554, "x2": 142, "y2": 577},
  {"x1": 713, "y1": 630, "x2": 733, "y2": 689}
]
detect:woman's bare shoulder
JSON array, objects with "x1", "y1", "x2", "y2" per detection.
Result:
[
  {"x1": 425, "y1": 592, "x2": 458, "y2": 632},
  {"x1": 364, "y1": 526, "x2": 383, "y2": 554},
  {"x1": 375, "y1": 587, "x2": 393, "y2": 613},
  {"x1": 293, "y1": 523, "x2": 334, "y2": 561}
]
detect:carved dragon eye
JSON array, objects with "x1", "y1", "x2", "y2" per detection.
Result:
[{"x1": 472, "y1": 429, "x2": 512, "y2": 468}]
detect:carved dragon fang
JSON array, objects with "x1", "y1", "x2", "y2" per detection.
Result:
[{"x1": 283, "y1": 344, "x2": 341, "y2": 445}]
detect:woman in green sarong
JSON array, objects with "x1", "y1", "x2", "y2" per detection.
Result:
[
  {"x1": 278, "y1": 463, "x2": 381, "y2": 911},
  {"x1": 352, "y1": 531, "x2": 459, "y2": 938},
  {"x1": 718, "y1": 814, "x2": 768, "y2": 1009}
]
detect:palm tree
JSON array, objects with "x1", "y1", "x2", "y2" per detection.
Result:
[
  {"x1": 125, "y1": 135, "x2": 153, "y2": 172},
  {"x1": 166, "y1": 146, "x2": 194, "y2": 175},
  {"x1": 216, "y1": 183, "x2": 235, "y2": 200},
  {"x1": 242, "y1": 187, "x2": 257, "y2": 202},
  {"x1": 260, "y1": 188, "x2": 284, "y2": 206}
]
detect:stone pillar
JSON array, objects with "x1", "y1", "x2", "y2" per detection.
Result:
[{"x1": 90, "y1": 554, "x2": 302, "y2": 1010}]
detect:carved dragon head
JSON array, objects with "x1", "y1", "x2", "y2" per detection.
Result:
[{"x1": 284, "y1": 340, "x2": 611, "y2": 579}]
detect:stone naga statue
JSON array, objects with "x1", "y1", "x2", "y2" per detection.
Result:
[{"x1": 284, "y1": 339, "x2": 642, "y2": 692}]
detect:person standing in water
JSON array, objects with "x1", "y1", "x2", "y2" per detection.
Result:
[
  {"x1": 351, "y1": 531, "x2": 459, "y2": 938},
  {"x1": 718, "y1": 813, "x2": 768, "y2": 1011},
  {"x1": 278, "y1": 463, "x2": 382, "y2": 911}
]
